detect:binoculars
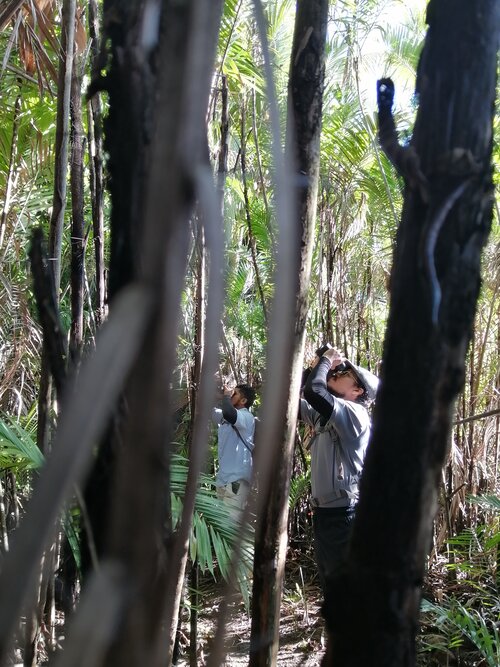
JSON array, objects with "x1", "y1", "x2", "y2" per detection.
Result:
[{"x1": 315, "y1": 343, "x2": 349, "y2": 372}]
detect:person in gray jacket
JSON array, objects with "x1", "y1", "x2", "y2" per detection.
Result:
[
  {"x1": 212, "y1": 384, "x2": 256, "y2": 514},
  {"x1": 300, "y1": 347, "x2": 378, "y2": 593}
]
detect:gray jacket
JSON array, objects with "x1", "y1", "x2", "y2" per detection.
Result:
[{"x1": 300, "y1": 357, "x2": 372, "y2": 508}]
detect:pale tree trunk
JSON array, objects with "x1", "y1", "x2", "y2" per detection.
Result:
[
  {"x1": 249, "y1": 1, "x2": 329, "y2": 664},
  {"x1": 323, "y1": 1, "x2": 499, "y2": 665}
]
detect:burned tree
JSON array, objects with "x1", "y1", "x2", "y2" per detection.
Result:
[{"x1": 323, "y1": 1, "x2": 499, "y2": 665}]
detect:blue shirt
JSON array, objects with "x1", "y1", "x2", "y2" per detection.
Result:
[{"x1": 212, "y1": 407, "x2": 255, "y2": 485}]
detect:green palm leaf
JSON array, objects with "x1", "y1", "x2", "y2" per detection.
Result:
[
  {"x1": 171, "y1": 454, "x2": 253, "y2": 592},
  {"x1": 0, "y1": 415, "x2": 44, "y2": 470}
]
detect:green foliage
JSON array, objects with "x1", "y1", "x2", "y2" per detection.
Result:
[
  {"x1": 0, "y1": 413, "x2": 43, "y2": 472},
  {"x1": 421, "y1": 598, "x2": 500, "y2": 667},
  {"x1": 289, "y1": 470, "x2": 310, "y2": 511},
  {"x1": 420, "y1": 495, "x2": 500, "y2": 665},
  {"x1": 171, "y1": 454, "x2": 254, "y2": 604},
  {"x1": 0, "y1": 418, "x2": 253, "y2": 602}
]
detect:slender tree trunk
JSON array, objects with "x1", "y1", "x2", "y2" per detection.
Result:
[
  {"x1": 36, "y1": 0, "x2": 76, "y2": 452},
  {"x1": 251, "y1": 88, "x2": 270, "y2": 222},
  {"x1": 249, "y1": 2, "x2": 329, "y2": 664},
  {"x1": 49, "y1": 0, "x2": 77, "y2": 295},
  {"x1": 70, "y1": 55, "x2": 86, "y2": 360},
  {"x1": 324, "y1": 2, "x2": 499, "y2": 665},
  {"x1": 29, "y1": 3, "x2": 76, "y2": 663},
  {"x1": 188, "y1": 227, "x2": 205, "y2": 666},
  {"x1": 217, "y1": 74, "x2": 229, "y2": 196},
  {"x1": 88, "y1": 0, "x2": 106, "y2": 325},
  {"x1": 0, "y1": 478, "x2": 8, "y2": 553},
  {"x1": 240, "y1": 102, "x2": 269, "y2": 326}
]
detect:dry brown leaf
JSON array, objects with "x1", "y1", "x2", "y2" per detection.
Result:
[
  {"x1": 18, "y1": 23, "x2": 36, "y2": 75},
  {"x1": 74, "y1": 7, "x2": 87, "y2": 55}
]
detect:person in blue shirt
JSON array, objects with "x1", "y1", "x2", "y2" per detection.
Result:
[{"x1": 212, "y1": 384, "x2": 256, "y2": 514}]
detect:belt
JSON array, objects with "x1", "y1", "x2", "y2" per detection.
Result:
[{"x1": 311, "y1": 488, "x2": 358, "y2": 506}]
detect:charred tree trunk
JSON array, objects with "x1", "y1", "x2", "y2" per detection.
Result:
[
  {"x1": 88, "y1": 0, "x2": 106, "y2": 325},
  {"x1": 69, "y1": 55, "x2": 86, "y2": 360},
  {"x1": 49, "y1": 0, "x2": 76, "y2": 296},
  {"x1": 103, "y1": 0, "x2": 153, "y2": 303},
  {"x1": 249, "y1": 1, "x2": 329, "y2": 664},
  {"x1": 80, "y1": 0, "x2": 156, "y2": 578},
  {"x1": 36, "y1": 0, "x2": 76, "y2": 451},
  {"x1": 101, "y1": 2, "x2": 224, "y2": 665},
  {"x1": 324, "y1": 1, "x2": 499, "y2": 665},
  {"x1": 28, "y1": 2, "x2": 76, "y2": 663}
]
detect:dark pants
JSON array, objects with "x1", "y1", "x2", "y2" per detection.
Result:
[{"x1": 313, "y1": 506, "x2": 355, "y2": 594}]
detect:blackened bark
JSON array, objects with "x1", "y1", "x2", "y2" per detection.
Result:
[
  {"x1": 324, "y1": 2, "x2": 499, "y2": 665},
  {"x1": 88, "y1": 0, "x2": 106, "y2": 325},
  {"x1": 36, "y1": 0, "x2": 76, "y2": 457},
  {"x1": 29, "y1": 229, "x2": 67, "y2": 398},
  {"x1": 217, "y1": 74, "x2": 229, "y2": 190},
  {"x1": 69, "y1": 56, "x2": 85, "y2": 361},
  {"x1": 102, "y1": 1, "x2": 224, "y2": 664},
  {"x1": 249, "y1": 1, "x2": 329, "y2": 665},
  {"x1": 81, "y1": 0, "x2": 158, "y2": 580},
  {"x1": 103, "y1": 0, "x2": 155, "y2": 301},
  {"x1": 49, "y1": 0, "x2": 76, "y2": 295}
]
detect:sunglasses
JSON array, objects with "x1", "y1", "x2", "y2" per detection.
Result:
[
  {"x1": 328, "y1": 368, "x2": 353, "y2": 379},
  {"x1": 328, "y1": 368, "x2": 366, "y2": 391}
]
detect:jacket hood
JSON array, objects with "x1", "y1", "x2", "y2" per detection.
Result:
[{"x1": 344, "y1": 360, "x2": 379, "y2": 402}]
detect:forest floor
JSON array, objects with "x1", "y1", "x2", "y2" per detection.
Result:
[
  {"x1": 175, "y1": 586, "x2": 326, "y2": 667},
  {"x1": 174, "y1": 548, "x2": 329, "y2": 667},
  {"x1": 173, "y1": 550, "x2": 464, "y2": 667}
]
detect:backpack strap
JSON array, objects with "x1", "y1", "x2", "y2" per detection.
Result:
[{"x1": 231, "y1": 423, "x2": 253, "y2": 454}]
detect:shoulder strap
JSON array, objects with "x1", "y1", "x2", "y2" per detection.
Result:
[{"x1": 231, "y1": 423, "x2": 253, "y2": 454}]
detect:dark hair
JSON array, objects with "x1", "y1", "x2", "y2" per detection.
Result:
[{"x1": 236, "y1": 384, "x2": 256, "y2": 408}]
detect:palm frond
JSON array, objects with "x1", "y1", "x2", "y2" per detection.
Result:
[
  {"x1": 170, "y1": 454, "x2": 253, "y2": 592},
  {"x1": 469, "y1": 494, "x2": 500, "y2": 514},
  {"x1": 0, "y1": 414, "x2": 43, "y2": 470},
  {"x1": 421, "y1": 598, "x2": 500, "y2": 667},
  {"x1": 289, "y1": 470, "x2": 310, "y2": 510}
]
